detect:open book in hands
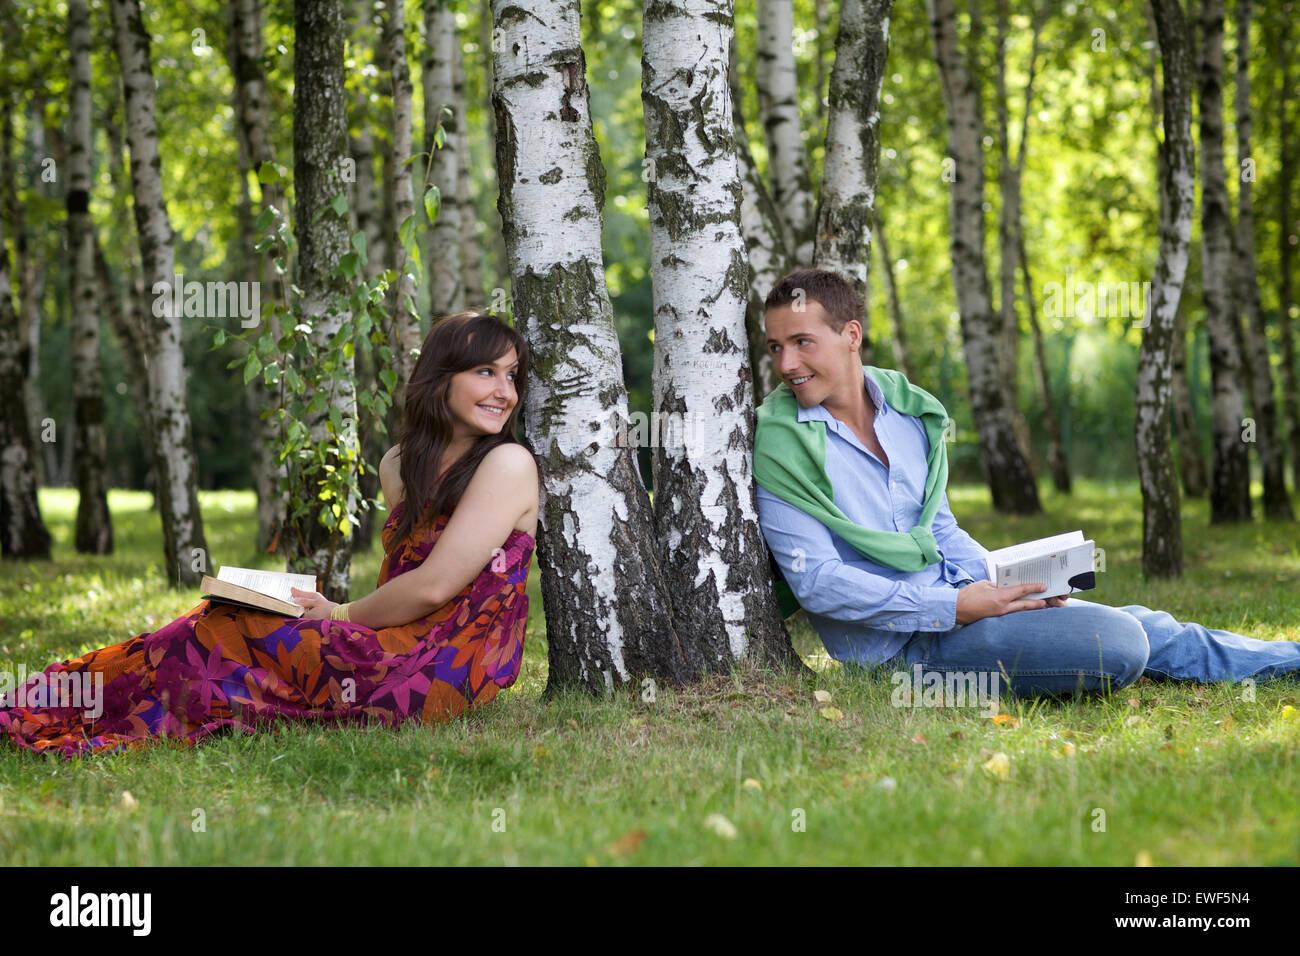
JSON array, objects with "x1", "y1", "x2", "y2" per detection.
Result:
[
  {"x1": 984, "y1": 530, "x2": 1097, "y2": 601},
  {"x1": 200, "y1": 566, "x2": 320, "y2": 617}
]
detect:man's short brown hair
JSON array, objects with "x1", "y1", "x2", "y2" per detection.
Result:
[{"x1": 764, "y1": 268, "x2": 862, "y2": 334}]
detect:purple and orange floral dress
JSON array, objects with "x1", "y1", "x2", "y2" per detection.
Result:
[{"x1": 0, "y1": 500, "x2": 533, "y2": 758}]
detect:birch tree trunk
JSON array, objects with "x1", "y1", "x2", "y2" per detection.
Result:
[
  {"x1": 729, "y1": 39, "x2": 787, "y2": 400},
  {"x1": 1197, "y1": 0, "x2": 1252, "y2": 521},
  {"x1": 873, "y1": 207, "x2": 912, "y2": 379},
  {"x1": 453, "y1": 27, "x2": 482, "y2": 303},
  {"x1": 813, "y1": 0, "x2": 892, "y2": 370},
  {"x1": 0, "y1": 102, "x2": 51, "y2": 560},
  {"x1": 644, "y1": 0, "x2": 797, "y2": 673},
  {"x1": 1275, "y1": 9, "x2": 1300, "y2": 492},
  {"x1": 424, "y1": 0, "x2": 465, "y2": 316},
  {"x1": 927, "y1": 0, "x2": 1040, "y2": 514},
  {"x1": 1136, "y1": 0, "x2": 1195, "y2": 578},
  {"x1": 384, "y1": 0, "x2": 419, "y2": 392},
  {"x1": 67, "y1": 0, "x2": 112, "y2": 554},
  {"x1": 291, "y1": 0, "x2": 357, "y2": 599},
  {"x1": 491, "y1": 0, "x2": 685, "y2": 694},
  {"x1": 351, "y1": 2, "x2": 387, "y2": 550},
  {"x1": 109, "y1": 0, "x2": 209, "y2": 585},
  {"x1": 231, "y1": 0, "x2": 288, "y2": 553},
  {"x1": 756, "y1": 0, "x2": 815, "y2": 261},
  {"x1": 1234, "y1": 0, "x2": 1293, "y2": 518},
  {"x1": 1146, "y1": 0, "x2": 1206, "y2": 498}
]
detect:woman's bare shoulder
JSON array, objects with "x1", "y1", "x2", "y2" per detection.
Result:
[{"x1": 477, "y1": 443, "x2": 538, "y2": 536}]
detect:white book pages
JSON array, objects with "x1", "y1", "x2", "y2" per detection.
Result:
[
  {"x1": 986, "y1": 530, "x2": 1085, "y2": 567},
  {"x1": 216, "y1": 566, "x2": 318, "y2": 605},
  {"x1": 991, "y1": 540, "x2": 1095, "y2": 600}
]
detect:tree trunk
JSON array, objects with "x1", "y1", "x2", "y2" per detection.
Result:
[
  {"x1": 756, "y1": 0, "x2": 815, "y2": 261},
  {"x1": 1197, "y1": 0, "x2": 1252, "y2": 521},
  {"x1": 1018, "y1": 230, "x2": 1071, "y2": 494},
  {"x1": 424, "y1": 0, "x2": 465, "y2": 316},
  {"x1": 1234, "y1": 0, "x2": 1293, "y2": 518},
  {"x1": 873, "y1": 207, "x2": 913, "y2": 379},
  {"x1": 454, "y1": 30, "x2": 482, "y2": 304},
  {"x1": 927, "y1": 0, "x2": 1040, "y2": 514},
  {"x1": 1136, "y1": 0, "x2": 1195, "y2": 579},
  {"x1": 643, "y1": 0, "x2": 799, "y2": 674},
  {"x1": 230, "y1": 0, "x2": 288, "y2": 553},
  {"x1": 992, "y1": 0, "x2": 1042, "y2": 466},
  {"x1": 383, "y1": 0, "x2": 419, "y2": 397},
  {"x1": 729, "y1": 38, "x2": 787, "y2": 401},
  {"x1": 813, "y1": 0, "x2": 892, "y2": 370},
  {"x1": 492, "y1": 0, "x2": 686, "y2": 694},
  {"x1": 0, "y1": 100, "x2": 52, "y2": 561},
  {"x1": 291, "y1": 0, "x2": 358, "y2": 600},
  {"x1": 1275, "y1": 8, "x2": 1300, "y2": 492},
  {"x1": 109, "y1": 0, "x2": 209, "y2": 585},
  {"x1": 67, "y1": 0, "x2": 113, "y2": 554}
]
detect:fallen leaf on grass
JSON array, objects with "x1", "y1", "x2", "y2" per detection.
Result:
[
  {"x1": 910, "y1": 732, "x2": 928, "y2": 744},
  {"x1": 1281, "y1": 705, "x2": 1298, "y2": 720},
  {"x1": 981, "y1": 752, "x2": 1010, "y2": 780},
  {"x1": 566, "y1": 719, "x2": 579, "y2": 730},
  {"x1": 990, "y1": 714, "x2": 1019, "y2": 728},
  {"x1": 819, "y1": 706, "x2": 844, "y2": 721},
  {"x1": 703, "y1": 813, "x2": 738, "y2": 839},
  {"x1": 1135, "y1": 851, "x2": 1154, "y2": 867},
  {"x1": 604, "y1": 829, "x2": 648, "y2": 859},
  {"x1": 814, "y1": 689, "x2": 832, "y2": 704},
  {"x1": 120, "y1": 791, "x2": 138, "y2": 810},
  {"x1": 1061, "y1": 743, "x2": 1076, "y2": 756},
  {"x1": 742, "y1": 778, "x2": 762, "y2": 791}
]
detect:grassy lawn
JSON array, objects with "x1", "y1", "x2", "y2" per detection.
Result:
[{"x1": 1, "y1": 480, "x2": 1297, "y2": 865}]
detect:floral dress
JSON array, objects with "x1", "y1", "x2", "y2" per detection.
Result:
[{"x1": 0, "y1": 500, "x2": 533, "y2": 758}]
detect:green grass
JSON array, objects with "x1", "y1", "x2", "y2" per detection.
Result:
[{"x1": 1, "y1": 480, "x2": 1297, "y2": 865}]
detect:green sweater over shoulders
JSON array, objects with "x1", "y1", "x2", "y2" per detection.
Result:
[{"x1": 754, "y1": 366, "x2": 952, "y2": 617}]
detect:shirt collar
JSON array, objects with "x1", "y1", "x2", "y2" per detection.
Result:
[{"x1": 795, "y1": 367, "x2": 887, "y2": 425}]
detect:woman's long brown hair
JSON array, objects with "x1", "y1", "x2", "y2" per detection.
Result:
[{"x1": 389, "y1": 311, "x2": 530, "y2": 549}]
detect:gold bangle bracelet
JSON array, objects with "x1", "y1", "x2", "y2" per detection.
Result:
[{"x1": 330, "y1": 602, "x2": 351, "y2": 622}]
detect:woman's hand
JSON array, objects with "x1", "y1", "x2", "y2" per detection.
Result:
[{"x1": 290, "y1": 587, "x2": 338, "y2": 620}]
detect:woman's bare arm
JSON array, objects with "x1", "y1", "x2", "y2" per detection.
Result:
[{"x1": 299, "y1": 444, "x2": 537, "y2": 628}]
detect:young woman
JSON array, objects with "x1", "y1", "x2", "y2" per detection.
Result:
[{"x1": 0, "y1": 311, "x2": 539, "y2": 758}]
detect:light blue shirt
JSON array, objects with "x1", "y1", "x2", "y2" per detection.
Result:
[{"x1": 755, "y1": 368, "x2": 992, "y2": 665}]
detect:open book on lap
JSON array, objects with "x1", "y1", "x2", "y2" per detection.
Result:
[
  {"x1": 200, "y1": 566, "x2": 319, "y2": 617},
  {"x1": 984, "y1": 530, "x2": 1097, "y2": 600}
]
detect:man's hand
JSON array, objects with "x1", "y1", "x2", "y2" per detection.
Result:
[{"x1": 955, "y1": 581, "x2": 1067, "y2": 626}]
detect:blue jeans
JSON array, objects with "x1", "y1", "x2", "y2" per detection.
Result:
[{"x1": 889, "y1": 596, "x2": 1300, "y2": 697}]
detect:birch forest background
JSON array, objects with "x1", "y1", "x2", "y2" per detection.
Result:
[{"x1": 1, "y1": 0, "x2": 1297, "y2": 693}]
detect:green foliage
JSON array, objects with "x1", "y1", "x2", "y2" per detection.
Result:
[{"x1": 218, "y1": 191, "x2": 397, "y2": 562}]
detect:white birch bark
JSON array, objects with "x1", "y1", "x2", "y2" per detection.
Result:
[
  {"x1": 0, "y1": 103, "x2": 51, "y2": 560},
  {"x1": 491, "y1": 0, "x2": 684, "y2": 694},
  {"x1": 1233, "y1": 0, "x2": 1292, "y2": 518},
  {"x1": 1197, "y1": 0, "x2": 1252, "y2": 521},
  {"x1": 424, "y1": 0, "x2": 465, "y2": 316},
  {"x1": 756, "y1": 0, "x2": 815, "y2": 261},
  {"x1": 1136, "y1": 0, "x2": 1195, "y2": 578},
  {"x1": 68, "y1": 0, "x2": 113, "y2": 554},
  {"x1": 109, "y1": 0, "x2": 209, "y2": 585},
  {"x1": 643, "y1": 0, "x2": 796, "y2": 672},
  {"x1": 729, "y1": 39, "x2": 787, "y2": 400},
  {"x1": 455, "y1": 35, "x2": 482, "y2": 304},
  {"x1": 813, "y1": 0, "x2": 892, "y2": 369},
  {"x1": 384, "y1": 0, "x2": 419, "y2": 386},
  {"x1": 230, "y1": 0, "x2": 288, "y2": 554},
  {"x1": 927, "y1": 0, "x2": 1040, "y2": 513}
]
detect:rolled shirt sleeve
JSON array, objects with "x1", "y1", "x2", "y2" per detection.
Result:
[
  {"x1": 757, "y1": 486, "x2": 959, "y2": 632},
  {"x1": 930, "y1": 490, "x2": 992, "y2": 583}
]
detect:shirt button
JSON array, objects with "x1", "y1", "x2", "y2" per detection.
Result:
[
  {"x1": 932, "y1": 620, "x2": 940, "y2": 626},
  {"x1": 887, "y1": 623, "x2": 894, "y2": 629}
]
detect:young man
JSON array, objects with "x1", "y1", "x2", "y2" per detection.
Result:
[{"x1": 754, "y1": 268, "x2": 1300, "y2": 696}]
